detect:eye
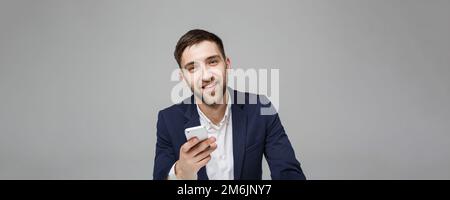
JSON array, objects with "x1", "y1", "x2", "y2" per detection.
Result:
[
  {"x1": 185, "y1": 66, "x2": 195, "y2": 73},
  {"x1": 209, "y1": 59, "x2": 218, "y2": 65},
  {"x1": 188, "y1": 64, "x2": 201, "y2": 73}
]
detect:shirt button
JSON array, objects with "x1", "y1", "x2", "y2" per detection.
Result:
[{"x1": 220, "y1": 155, "x2": 226, "y2": 160}]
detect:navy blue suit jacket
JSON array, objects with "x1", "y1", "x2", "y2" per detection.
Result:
[{"x1": 153, "y1": 89, "x2": 306, "y2": 180}]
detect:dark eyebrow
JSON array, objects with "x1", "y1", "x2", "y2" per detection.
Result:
[
  {"x1": 205, "y1": 55, "x2": 221, "y2": 62},
  {"x1": 183, "y1": 55, "x2": 221, "y2": 68}
]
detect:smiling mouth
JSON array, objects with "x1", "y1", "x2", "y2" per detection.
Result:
[{"x1": 202, "y1": 82, "x2": 217, "y2": 90}]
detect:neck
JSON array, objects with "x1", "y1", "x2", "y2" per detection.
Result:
[{"x1": 196, "y1": 90, "x2": 228, "y2": 125}]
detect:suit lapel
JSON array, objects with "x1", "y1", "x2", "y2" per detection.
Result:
[{"x1": 231, "y1": 90, "x2": 248, "y2": 180}]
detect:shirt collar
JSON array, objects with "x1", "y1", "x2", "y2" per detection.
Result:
[{"x1": 196, "y1": 90, "x2": 231, "y2": 130}]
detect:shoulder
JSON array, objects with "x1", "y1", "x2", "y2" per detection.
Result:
[{"x1": 231, "y1": 89, "x2": 278, "y2": 116}]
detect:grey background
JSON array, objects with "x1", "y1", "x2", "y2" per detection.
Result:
[{"x1": 1, "y1": 0, "x2": 449, "y2": 179}]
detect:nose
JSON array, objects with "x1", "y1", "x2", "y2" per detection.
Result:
[{"x1": 201, "y1": 65, "x2": 213, "y2": 81}]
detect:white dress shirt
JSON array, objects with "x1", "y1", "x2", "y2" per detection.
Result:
[{"x1": 168, "y1": 91, "x2": 234, "y2": 180}]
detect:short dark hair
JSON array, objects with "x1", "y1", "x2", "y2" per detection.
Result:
[{"x1": 174, "y1": 29, "x2": 226, "y2": 67}]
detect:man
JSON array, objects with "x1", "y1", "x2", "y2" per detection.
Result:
[{"x1": 153, "y1": 29, "x2": 306, "y2": 180}]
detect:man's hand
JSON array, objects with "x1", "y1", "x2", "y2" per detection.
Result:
[{"x1": 175, "y1": 137, "x2": 217, "y2": 179}]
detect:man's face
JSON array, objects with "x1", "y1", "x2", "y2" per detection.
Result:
[{"x1": 180, "y1": 40, "x2": 230, "y2": 105}]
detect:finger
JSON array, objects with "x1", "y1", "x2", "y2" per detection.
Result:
[
  {"x1": 193, "y1": 143, "x2": 217, "y2": 162},
  {"x1": 196, "y1": 155, "x2": 212, "y2": 168},
  {"x1": 189, "y1": 137, "x2": 216, "y2": 156},
  {"x1": 181, "y1": 137, "x2": 200, "y2": 153}
]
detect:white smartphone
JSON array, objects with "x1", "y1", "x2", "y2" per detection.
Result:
[{"x1": 184, "y1": 125, "x2": 208, "y2": 141}]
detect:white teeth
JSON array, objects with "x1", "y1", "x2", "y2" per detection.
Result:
[{"x1": 203, "y1": 82, "x2": 215, "y2": 89}]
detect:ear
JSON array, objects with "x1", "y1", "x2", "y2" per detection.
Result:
[{"x1": 225, "y1": 57, "x2": 231, "y2": 69}]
